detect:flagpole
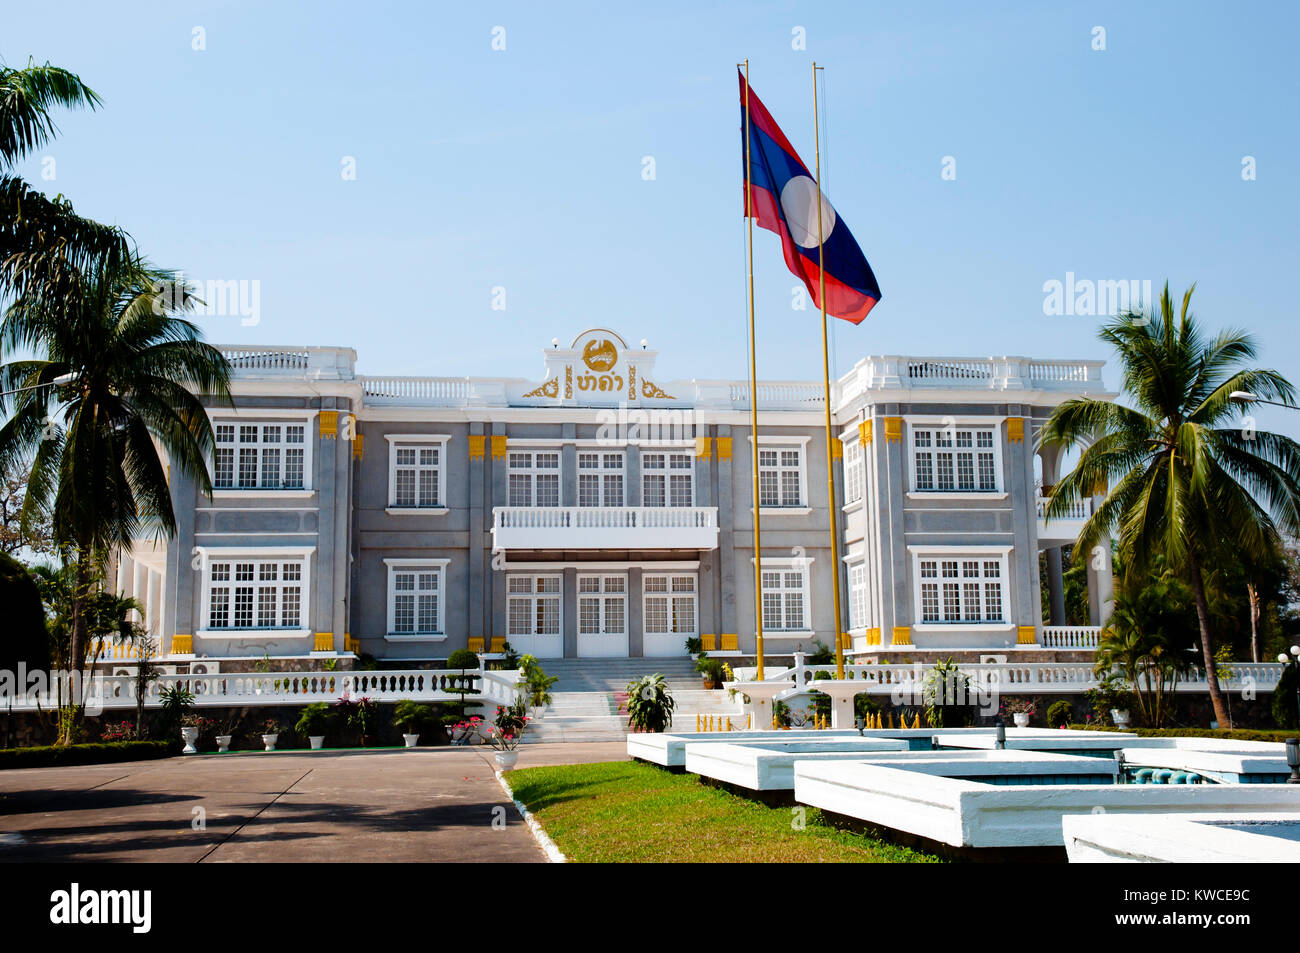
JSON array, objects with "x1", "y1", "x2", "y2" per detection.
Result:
[
  {"x1": 812, "y1": 61, "x2": 847, "y2": 680},
  {"x1": 742, "y1": 58, "x2": 766, "y2": 681}
]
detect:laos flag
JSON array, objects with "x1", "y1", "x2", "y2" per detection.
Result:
[{"x1": 740, "y1": 70, "x2": 881, "y2": 323}]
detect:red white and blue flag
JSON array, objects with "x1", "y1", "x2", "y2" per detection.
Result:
[{"x1": 740, "y1": 70, "x2": 881, "y2": 323}]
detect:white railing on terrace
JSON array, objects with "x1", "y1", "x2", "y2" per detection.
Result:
[
  {"x1": 493, "y1": 505, "x2": 717, "y2": 530},
  {"x1": 361, "y1": 376, "x2": 473, "y2": 403},
  {"x1": 1036, "y1": 496, "x2": 1093, "y2": 520},
  {"x1": 727, "y1": 381, "x2": 825, "y2": 408},
  {"x1": 1039, "y1": 626, "x2": 1102, "y2": 649},
  {"x1": 1, "y1": 667, "x2": 524, "y2": 713},
  {"x1": 730, "y1": 660, "x2": 1283, "y2": 698},
  {"x1": 837, "y1": 355, "x2": 1108, "y2": 405},
  {"x1": 217, "y1": 345, "x2": 356, "y2": 380},
  {"x1": 220, "y1": 346, "x2": 309, "y2": 370}
]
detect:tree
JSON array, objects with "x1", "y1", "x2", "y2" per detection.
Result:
[
  {"x1": 0, "y1": 60, "x2": 132, "y2": 301},
  {"x1": 0, "y1": 550, "x2": 47, "y2": 673},
  {"x1": 0, "y1": 459, "x2": 54, "y2": 556},
  {"x1": 0, "y1": 253, "x2": 230, "y2": 741},
  {"x1": 1042, "y1": 284, "x2": 1300, "y2": 728}
]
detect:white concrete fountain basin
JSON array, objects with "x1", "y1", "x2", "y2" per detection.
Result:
[
  {"x1": 1064, "y1": 813, "x2": 1300, "y2": 862},
  {"x1": 682, "y1": 739, "x2": 911, "y2": 790},
  {"x1": 1119, "y1": 745, "x2": 1291, "y2": 783},
  {"x1": 792, "y1": 758, "x2": 1300, "y2": 848},
  {"x1": 627, "y1": 730, "x2": 865, "y2": 767},
  {"x1": 935, "y1": 730, "x2": 1141, "y2": 753}
]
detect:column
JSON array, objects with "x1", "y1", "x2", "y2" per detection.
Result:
[
  {"x1": 1046, "y1": 546, "x2": 1066, "y2": 626},
  {"x1": 627, "y1": 567, "x2": 643, "y2": 658},
  {"x1": 562, "y1": 567, "x2": 578, "y2": 658},
  {"x1": 1086, "y1": 541, "x2": 1115, "y2": 626},
  {"x1": 468, "y1": 423, "x2": 486, "y2": 644}
]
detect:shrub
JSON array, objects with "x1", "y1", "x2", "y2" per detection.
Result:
[
  {"x1": 806, "y1": 640, "x2": 834, "y2": 665},
  {"x1": 295, "y1": 702, "x2": 334, "y2": 739},
  {"x1": 519, "y1": 655, "x2": 559, "y2": 708},
  {"x1": 1272, "y1": 664, "x2": 1299, "y2": 730},
  {"x1": 99, "y1": 720, "x2": 139, "y2": 743},
  {"x1": 446, "y1": 650, "x2": 481, "y2": 719},
  {"x1": 0, "y1": 741, "x2": 175, "y2": 770},
  {"x1": 923, "y1": 658, "x2": 975, "y2": 727},
  {"x1": 392, "y1": 700, "x2": 438, "y2": 737},
  {"x1": 772, "y1": 700, "x2": 792, "y2": 728},
  {"x1": 696, "y1": 657, "x2": 725, "y2": 684},
  {"x1": 625, "y1": 674, "x2": 675, "y2": 732},
  {"x1": 1046, "y1": 700, "x2": 1074, "y2": 729}
]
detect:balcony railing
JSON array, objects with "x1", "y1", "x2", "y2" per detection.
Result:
[
  {"x1": 1040, "y1": 626, "x2": 1102, "y2": 649},
  {"x1": 1036, "y1": 496, "x2": 1093, "y2": 520},
  {"x1": 491, "y1": 505, "x2": 719, "y2": 550}
]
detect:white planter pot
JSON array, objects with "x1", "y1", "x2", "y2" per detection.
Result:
[
  {"x1": 494, "y1": 750, "x2": 519, "y2": 770},
  {"x1": 1111, "y1": 709, "x2": 1131, "y2": 728},
  {"x1": 262, "y1": 733, "x2": 279, "y2": 752},
  {"x1": 216, "y1": 735, "x2": 232, "y2": 753},
  {"x1": 180, "y1": 726, "x2": 199, "y2": 755},
  {"x1": 403, "y1": 733, "x2": 419, "y2": 748},
  {"x1": 1012, "y1": 712, "x2": 1030, "y2": 728},
  {"x1": 309, "y1": 736, "x2": 325, "y2": 750}
]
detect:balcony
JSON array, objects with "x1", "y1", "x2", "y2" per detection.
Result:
[
  {"x1": 1036, "y1": 495, "x2": 1093, "y2": 546},
  {"x1": 491, "y1": 506, "x2": 719, "y2": 551}
]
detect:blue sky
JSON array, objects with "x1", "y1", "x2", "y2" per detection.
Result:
[{"x1": 6, "y1": 0, "x2": 1299, "y2": 432}]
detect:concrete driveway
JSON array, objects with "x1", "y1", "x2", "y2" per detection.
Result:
[{"x1": 0, "y1": 742, "x2": 627, "y2": 863}]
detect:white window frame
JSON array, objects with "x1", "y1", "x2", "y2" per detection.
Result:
[
  {"x1": 842, "y1": 436, "x2": 865, "y2": 506},
  {"x1": 383, "y1": 558, "x2": 450, "y2": 641},
  {"x1": 642, "y1": 573, "x2": 699, "y2": 638},
  {"x1": 907, "y1": 546, "x2": 1013, "y2": 631},
  {"x1": 749, "y1": 436, "x2": 811, "y2": 514},
  {"x1": 577, "y1": 573, "x2": 628, "y2": 636},
  {"x1": 195, "y1": 546, "x2": 314, "y2": 638},
  {"x1": 752, "y1": 555, "x2": 814, "y2": 634},
  {"x1": 577, "y1": 450, "x2": 626, "y2": 507},
  {"x1": 507, "y1": 448, "x2": 562, "y2": 508},
  {"x1": 905, "y1": 416, "x2": 1007, "y2": 499},
  {"x1": 385, "y1": 435, "x2": 451, "y2": 515},
  {"x1": 640, "y1": 450, "x2": 694, "y2": 507},
  {"x1": 506, "y1": 573, "x2": 563, "y2": 637},
  {"x1": 210, "y1": 412, "x2": 316, "y2": 498},
  {"x1": 847, "y1": 560, "x2": 869, "y2": 631}
]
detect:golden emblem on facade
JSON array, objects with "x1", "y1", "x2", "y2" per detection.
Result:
[{"x1": 582, "y1": 338, "x2": 618, "y2": 372}]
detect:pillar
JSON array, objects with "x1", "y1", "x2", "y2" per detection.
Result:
[{"x1": 1046, "y1": 546, "x2": 1066, "y2": 626}]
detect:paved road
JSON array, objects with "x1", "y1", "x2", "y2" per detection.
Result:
[{"x1": 0, "y1": 742, "x2": 628, "y2": 862}]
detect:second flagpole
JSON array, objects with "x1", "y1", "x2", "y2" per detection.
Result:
[{"x1": 742, "y1": 58, "x2": 766, "y2": 681}]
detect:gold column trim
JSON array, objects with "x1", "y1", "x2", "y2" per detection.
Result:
[
  {"x1": 695, "y1": 436, "x2": 712, "y2": 460},
  {"x1": 883, "y1": 417, "x2": 903, "y2": 444},
  {"x1": 700, "y1": 634, "x2": 717, "y2": 651},
  {"x1": 1007, "y1": 417, "x2": 1025, "y2": 443},
  {"x1": 891, "y1": 625, "x2": 912, "y2": 646},
  {"x1": 468, "y1": 435, "x2": 486, "y2": 460},
  {"x1": 319, "y1": 411, "x2": 339, "y2": 439},
  {"x1": 1017, "y1": 625, "x2": 1038, "y2": 645},
  {"x1": 859, "y1": 420, "x2": 873, "y2": 445},
  {"x1": 313, "y1": 632, "x2": 335, "y2": 652},
  {"x1": 490, "y1": 435, "x2": 508, "y2": 460},
  {"x1": 866, "y1": 627, "x2": 881, "y2": 646},
  {"x1": 831, "y1": 440, "x2": 843, "y2": 460},
  {"x1": 715, "y1": 437, "x2": 732, "y2": 461},
  {"x1": 352, "y1": 433, "x2": 364, "y2": 461},
  {"x1": 171, "y1": 634, "x2": 193, "y2": 655},
  {"x1": 467, "y1": 637, "x2": 485, "y2": 653},
  {"x1": 720, "y1": 633, "x2": 739, "y2": 652}
]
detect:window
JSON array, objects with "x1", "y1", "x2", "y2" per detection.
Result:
[
  {"x1": 386, "y1": 561, "x2": 446, "y2": 636},
  {"x1": 385, "y1": 436, "x2": 449, "y2": 510},
  {"x1": 642, "y1": 451, "x2": 693, "y2": 507},
  {"x1": 758, "y1": 446, "x2": 804, "y2": 507},
  {"x1": 848, "y1": 562, "x2": 868, "y2": 630},
  {"x1": 578, "y1": 575, "x2": 626, "y2": 635},
  {"x1": 508, "y1": 451, "x2": 560, "y2": 507},
  {"x1": 507, "y1": 574, "x2": 562, "y2": 636},
  {"x1": 915, "y1": 553, "x2": 1006, "y2": 624},
  {"x1": 843, "y1": 439, "x2": 864, "y2": 504},
  {"x1": 206, "y1": 557, "x2": 306, "y2": 630},
  {"x1": 578, "y1": 452, "x2": 624, "y2": 507},
  {"x1": 644, "y1": 574, "x2": 698, "y2": 636},
  {"x1": 911, "y1": 426, "x2": 998, "y2": 492},
  {"x1": 760, "y1": 563, "x2": 810, "y2": 631},
  {"x1": 214, "y1": 421, "x2": 307, "y2": 490}
]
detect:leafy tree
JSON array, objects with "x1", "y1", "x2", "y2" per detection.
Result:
[
  {"x1": 0, "y1": 459, "x2": 53, "y2": 556},
  {"x1": 1041, "y1": 284, "x2": 1300, "y2": 727},
  {"x1": 0, "y1": 550, "x2": 48, "y2": 676}
]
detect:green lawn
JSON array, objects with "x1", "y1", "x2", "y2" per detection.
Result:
[{"x1": 507, "y1": 760, "x2": 942, "y2": 863}]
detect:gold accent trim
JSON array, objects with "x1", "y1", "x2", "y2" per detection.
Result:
[
  {"x1": 1017, "y1": 625, "x2": 1038, "y2": 645},
  {"x1": 468, "y1": 435, "x2": 486, "y2": 460},
  {"x1": 720, "y1": 633, "x2": 739, "y2": 652},
  {"x1": 700, "y1": 634, "x2": 716, "y2": 651},
  {"x1": 715, "y1": 437, "x2": 732, "y2": 461},
  {"x1": 565, "y1": 365, "x2": 574, "y2": 400},
  {"x1": 695, "y1": 436, "x2": 712, "y2": 460},
  {"x1": 627, "y1": 365, "x2": 636, "y2": 401},
  {"x1": 489, "y1": 636, "x2": 506, "y2": 653},
  {"x1": 832, "y1": 440, "x2": 843, "y2": 460},
  {"x1": 352, "y1": 433, "x2": 364, "y2": 461},
  {"x1": 866, "y1": 627, "x2": 881, "y2": 646},
  {"x1": 522, "y1": 377, "x2": 559, "y2": 399},
  {"x1": 1007, "y1": 417, "x2": 1025, "y2": 443},
  {"x1": 640, "y1": 378, "x2": 674, "y2": 400},
  {"x1": 171, "y1": 634, "x2": 193, "y2": 655},
  {"x1": 883, "y1": 417, "x2": 903, "y2": 444},
  {"x1": 319, "y1": 411, "x2": 339, "y2": 439},
  {"x1": 345, "y1": 634, "x2": 359, "y2": 654},
  {"x1": 314, "y1": 632, "x2": 335, "y2": 652},
  {"x1": 891, "y1": 625, "x2": 912, "y2": 646},
  {"x1": 467, "y1": 637, "x2": 485, "y2": 653},
  {"x1": 490, "y1": 435, "x2": 508, "y2": 460},
  {"x1": 859, "y1": 420, "x2": 873, "y2": 446}
]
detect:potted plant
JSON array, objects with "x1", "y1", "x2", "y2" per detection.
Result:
[
  {"x1": 696, "y1": 655, "x2": 725, "y2": 690},
  {"x1": 1001, "y1": 697, "x2": 1035, "y2": 728},
  {"x1": 519, "y1": 655, "x2": 558, "y2": 715},
  {"x1": 295, "y1": 702, "x2": 333, "y2": 750},
  {"x1": 260, "y1": 718, "x2": 281, "y2": 751},
  {"x1": 393, "y1": 699, "x2": 436, "y2": 747},
  {"x1": 334, "y1": 693, "x2": 378, "y2": 746},
  {"x1": 159, "y1": 684, "x2": 196, "y2": 747},
  {"x1": 1086, "y1": 673, "x2": 1134, "y2": 729},
  {"x1": 685, "y1": 636, "x2": 703, "y2": 660},
  {"x1": 483, "y1": 697, "x2": 530, "y2": 769},
  {"x1": 180, "y1": 723, "x2": 199, "y2": 755},
  {"x1": 625, "y1": 674, "x2": 675, "y2": 732}
]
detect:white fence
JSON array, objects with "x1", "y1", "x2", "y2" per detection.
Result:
[
  {"x1": 492, "y1": 506, "x2": 717, "y2": 530},
  {"x1": 2, "y1": 667, "x2": 524, "y2": 713},
  {"x1": 1039, "y1": 626, "x2": 1102, "y2": 649}
]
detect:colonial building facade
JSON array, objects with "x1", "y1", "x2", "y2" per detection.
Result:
[{"x1": 114, "y1": 329, "x2": 1114, "y2": 665}]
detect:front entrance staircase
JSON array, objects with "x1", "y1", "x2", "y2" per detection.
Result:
[{"x1": 524, "y1": 657, "x2": 742, "y2": 743}]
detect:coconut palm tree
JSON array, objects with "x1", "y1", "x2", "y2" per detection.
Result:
[
  {"x1": 0, "y1": 255, "x2": 230, "y2": 740},
  {"x1": 0, "y1": 59, "x2": 131, "y2": 299},
  {"x1": 1041, "y1": 283, "x2": 1300, "y2": 728}
]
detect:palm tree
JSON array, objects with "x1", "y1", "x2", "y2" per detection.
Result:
[
  {"x1": 1041, "y1": 283, "x2": 1300, "y2": 728},
  {"x1": 0, "y1": 59, "x2": 131, "y2": 299},
  {"x1": 0, "y1": 255, "x2": 230, "y2": 740}
]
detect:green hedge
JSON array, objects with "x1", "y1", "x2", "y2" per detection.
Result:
[
  {"x1": 1069, "y1": 725, "x2": 1298, "y2": 744},
  {"x1": 0, "y1": 741, "x2": 177, "y2": 770}
]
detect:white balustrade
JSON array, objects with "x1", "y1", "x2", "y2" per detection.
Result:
[
  {"x1": 1040, "y1": 626, "x2": 1102, "y2": 649},
  {"x1": 1037, "y1": 496, "x2": 1093, "y2": 519},
  {"x1": 360, "y1": 376, "x2": 472, "y2": 404}
]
